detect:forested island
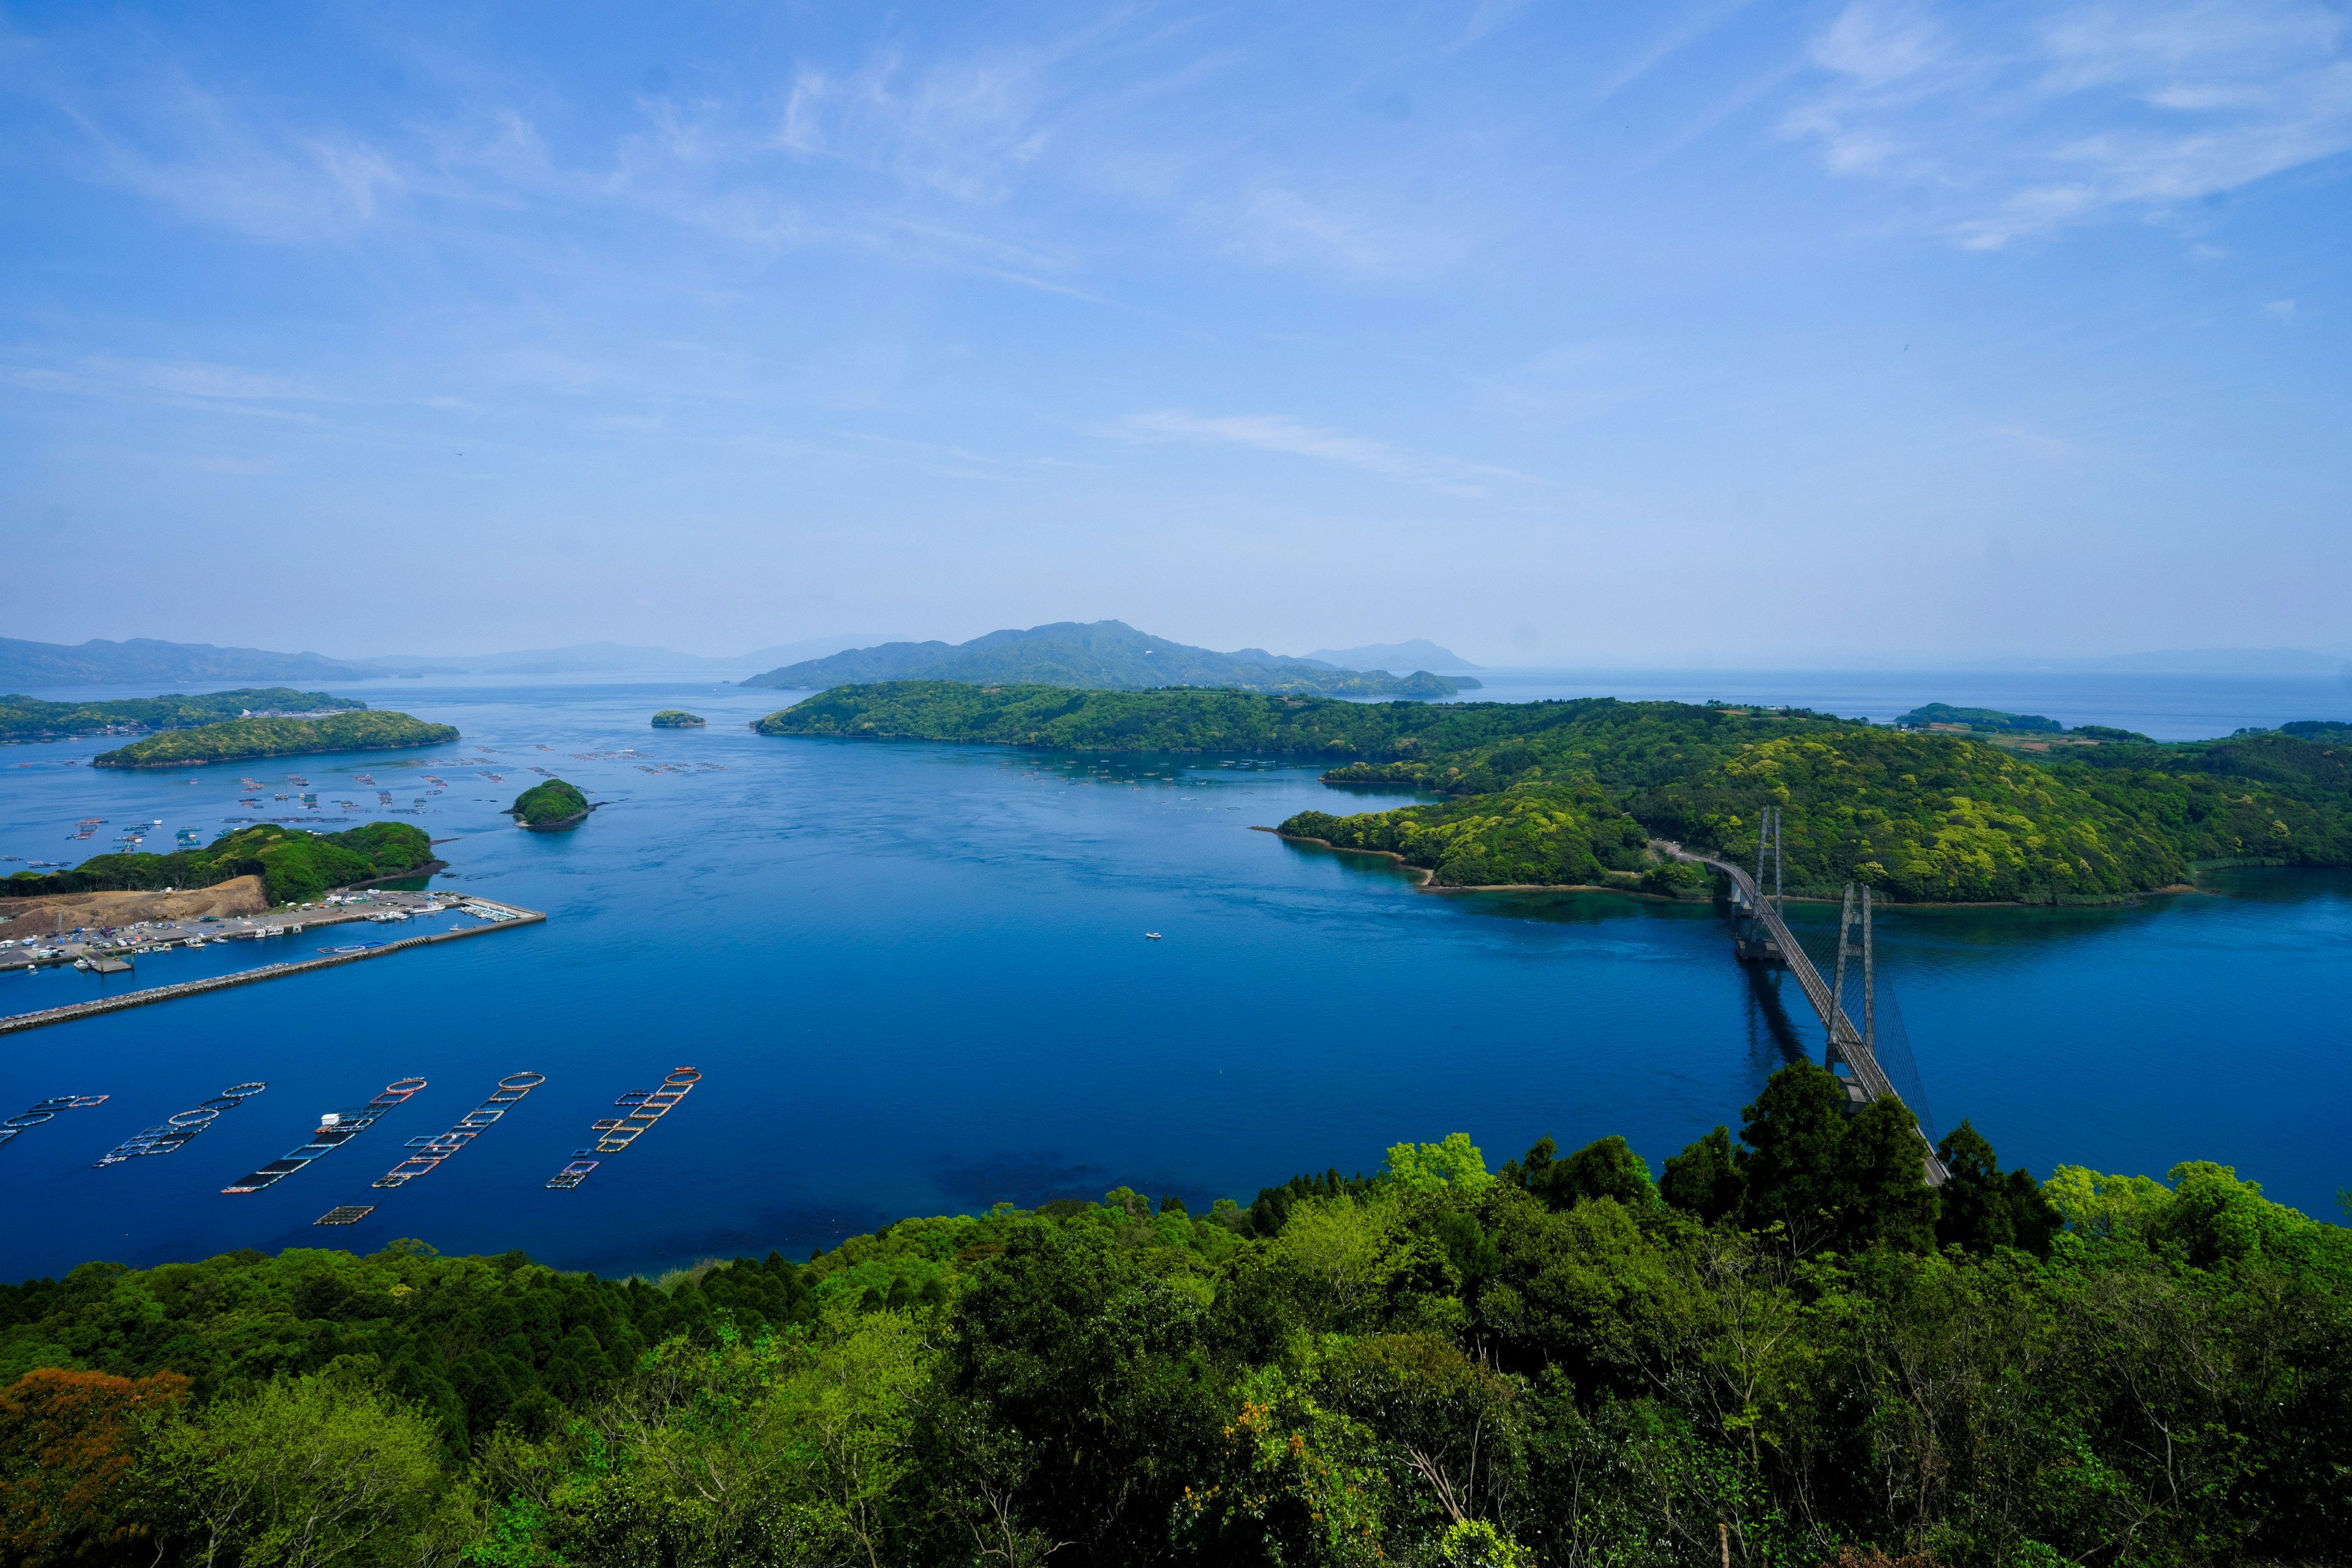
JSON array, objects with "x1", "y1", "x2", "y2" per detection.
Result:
[
  {"x1": 649, "y1": 709, "x2": 706, "y2": 728},
  {"x1": 91, "y1": 712, "x2": 457, "y2": 768},
  {"x1": 755, "y1": 683, "x2": 2352, "y2": 902},
  {"x1": 1, "y1": 1075, "x2": 2342, "y2": 1566},
  {"x1": 2, "y1": 821, "x2": 435, "y2": 906},
  {"x1": 508, "y1": 777, "x2": 591, "y2": 829},
  {"x1": 0, "y1": 688, "x2": 363, "y2": 744}
]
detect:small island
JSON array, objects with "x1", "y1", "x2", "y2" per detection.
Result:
[
  {"x1": 508, "y1": 777, "x2": 592, "y2": 831},
  {"x1": 91, "y1": 710, "x2": 457, "y2": 768},
  {"x1": 650, "y1": 710, "x2": 707, "y2": 728}
]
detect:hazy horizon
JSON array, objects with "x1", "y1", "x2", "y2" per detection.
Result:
[{"x1": 4, "y1": 3, "x2": 2346, "y2": 664}]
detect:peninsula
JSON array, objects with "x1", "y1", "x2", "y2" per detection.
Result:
[
  {"x1": 1, "y1": 687, "x2": 364, "y2": 744},
  {"x1": 508, "y1": 777, "x2": 591, "y2": 829},
  {"x1": 3, "y1": 820, "x2": 437, "y2": 907},
  {"x1": 91, "y1": 710, "x2": 458, "y2": 767},
  {"x1": 753, "y1": 682, "x2": 2352, "y2": 903}
]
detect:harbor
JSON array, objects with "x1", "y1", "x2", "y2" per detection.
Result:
[
  {"x1": 0, "y1": 884, "x2": 481, "y2": 973},
  {"x1": 0, "y1": 895, "x2": 545, "y2": 1036}
]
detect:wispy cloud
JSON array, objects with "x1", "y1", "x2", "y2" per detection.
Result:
[
  {"x1": 1789, "y1": 0, "x2": 2352, "y2": 247},
  {"x1": 1114, "y1": 411, "x2": 1528, "y2": 494}
]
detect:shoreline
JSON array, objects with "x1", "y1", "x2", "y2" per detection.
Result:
[
  {"x1": 1259, "y1": 827, "x2": 2213, "y2": 909},
  {"x1": 92, "y1": 737, "x2": 453, "y2": 769}
]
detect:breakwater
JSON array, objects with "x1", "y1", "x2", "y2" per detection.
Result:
[{"x1": 0, "y1": 900, "x2": 545, "y2": 1036}]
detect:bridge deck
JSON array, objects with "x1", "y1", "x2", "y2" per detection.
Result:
[{"x1": 1659, "y1": 842, "x2": 1948, "y2": 1186}]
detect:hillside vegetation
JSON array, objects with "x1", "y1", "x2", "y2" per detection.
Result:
[
  {"x1": 756, "y1": 684, "x2": 2352, "y2": 902},
  {"x1": 91, "y1": 711, "x2": 457, "y2": 767},
  {"x1": 742, "y1": 619, "x2": 1474, "y2": 698},
  {"x1": 1, "y1": 821, "x2": 435, "y2": 905},
  {"x1": 2, "y1": 1078, "x2": 2346, "y2": 1566},
  {"x1": 507, "y1": 778, "x2": 590, "y2": 827},
  {"x1": 0, "y1": 688, "x2": 363, "y2": 744}
]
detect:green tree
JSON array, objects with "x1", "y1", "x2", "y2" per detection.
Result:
[
  {"x1": 152, "y1": 1373, "x2": 448, "y2": 1568},
  {"x1": 1660, "y1": 1126, "x2": 1746, "y2": 1223},
  {"x1": 1384, "y1": 1134, "x2": 1494, "y2": 1194},
  {"x1": 1934, "y1": 1120, "x2": 2060, "y2": 1256}
]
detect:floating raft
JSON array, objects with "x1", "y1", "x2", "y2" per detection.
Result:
[
  {"x1": 223, "y1": 1077, "x2": 428, "y2": 1194},
  {"x1": 546, "y1": 1066, "x2": 699, "y2": 1189},
  {"x1": 95, "y1": 1082, "x2": 266, "y2": 1167},
  {"x1": 315, "y1": 1071, "x2": 545, "y2": 1226},
  {"x1": 0, "y1": 1094, "x2": 110, "y2": 1150}
]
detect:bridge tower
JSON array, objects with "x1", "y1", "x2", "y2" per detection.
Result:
[
  {"x1": 1825, "y1": 882, "x2": 1877, "y2": 1108},
  {"x1": 1730, "y1": 806, "x2": 1785, "y2": 963}
]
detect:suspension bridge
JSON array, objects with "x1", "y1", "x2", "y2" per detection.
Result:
[{"x1": 1659, "y1": 812, "x2": 1950, "y2": 1186}]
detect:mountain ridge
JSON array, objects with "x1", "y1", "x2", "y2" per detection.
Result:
[{"x1": 739, "y1": 620, "x2": 1477, "y2": 698}]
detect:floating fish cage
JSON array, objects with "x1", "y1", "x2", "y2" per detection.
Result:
[
  {"x1": 94, "y1": 1083, "x2": 266, "y2": 1167},
  {"x1": 316, "y1": 1071, "x2": 544, "y2": 1225},
  {"x1": 546, "y1": 1066, "x2": 699, "y2": 1188},
  {"x1": 223, "y1": 1077, "x2": 427, "y2": 1194},
  {"x1": 0, "y1": 1094, "x2": 109, "y2": 1150}
]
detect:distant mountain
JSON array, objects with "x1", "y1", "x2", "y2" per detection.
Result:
[
  {"x1": 741, "y1": 620, "x2": 1478, "y2": 698},
  {"x1": 733, "y1": 634, "x2": 909, "y2": 669},
  {"x1": 0, "y1": 636, "x2": 371, "y2": 687},
  {"x1": 1304, "y1": 639, "x2": 1480, "y2": 672}
]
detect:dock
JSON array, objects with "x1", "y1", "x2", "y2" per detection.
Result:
[{"x1": 0, "y1": 900, "x2": 545, "y2": 1036}]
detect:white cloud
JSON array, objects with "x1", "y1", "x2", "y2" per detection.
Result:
[
  {"x1": 1790, "y1": 0, "x2": 2352, "y2": 247},
  {"x1": 2267, "y1": 297, "x2": 2298, "y2": 318}
]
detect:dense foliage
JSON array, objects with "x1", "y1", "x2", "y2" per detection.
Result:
[
  {"x1": 2, "y1": 822, "x2": 435, "y2": 906},
  {"x1": 3, "y1": 1071, "x2": 2346, "y2": 1567},
  {"x1": 742, "y1": 620, "x2": 1472, "y2": 698},
  {"x1": 768, "y1": 685, "x2": 2352, "y2": 902},
  {"x1": 648, "y1": 711, "x2": 705, "y2": 728},
  {"x1": 0, "y1": 690, "x2": 363, "y2": 744},
  {"x1": 1280, "y1": 783, "x2": 1657, "y2": 889},
  {"x1": 507, "y1": 780, "x2": 590, "y2": 828},
  {"x1": 91, "y1": 712, "x2": 458, "y2": 769}
]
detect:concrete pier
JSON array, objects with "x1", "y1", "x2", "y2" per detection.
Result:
[{"x1": 0, "y1": 899, "x2": 544, "y2": 1036}]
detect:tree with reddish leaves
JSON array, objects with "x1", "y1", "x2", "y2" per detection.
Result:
[{"x1": 0, "y1": 1366, "x2": 188, "y2": 1566}]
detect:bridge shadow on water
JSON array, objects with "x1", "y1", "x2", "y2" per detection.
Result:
[{"x1": 1741, "y1": 963, "x2": 1815, "y2": 1070}]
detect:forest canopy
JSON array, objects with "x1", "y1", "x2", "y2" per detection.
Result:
[
  {"x1": 507, "y1": 778, "x2": 590, "y2": 827},
  {"x1": 90, "y1": 712, "x2": 456, "y2": 768},
  {"x1": 2, "y1": 1077, "x2": 2345, "y2": 1567}
]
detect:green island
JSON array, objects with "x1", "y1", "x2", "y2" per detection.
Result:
[
  {"x1": 0, "y1": 687, "x2": 365, "y2": 745},
  {"x1": 508, "y1": 777, "x2": 591, "y2": 829},
  {"x1": 1, "y1": 1079, "x2": 2343, "y2": 1564},
  {"x1": 754, "y1": 682, "x2": 2352, "y2": 902},
  {"x1": 649, "y1": 709, "x2": 706, "y2": 727},
  {"x1": 2, "y1": 821, "x2": 436, "y2": 906},
  {"x1": 90, "y1": 711, "x2": 458, "y2": 769}
]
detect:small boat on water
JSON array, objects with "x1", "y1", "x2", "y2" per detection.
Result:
[{"x1": 1145, "y1": 932, "x2": 1163, "y2": 940}]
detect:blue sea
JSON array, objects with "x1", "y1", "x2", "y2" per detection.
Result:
[{"x1": 1, "y1": 668, "x2": 2347, "y2": 1281}]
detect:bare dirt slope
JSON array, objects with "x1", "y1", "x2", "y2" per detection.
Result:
[{"x1": 0, "y1": 875, "x2": 270, "y2": 930}]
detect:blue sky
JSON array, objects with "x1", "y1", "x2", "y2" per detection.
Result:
[{"x1": 2, "y1": 1, "x2": 2346, "y2": 664}]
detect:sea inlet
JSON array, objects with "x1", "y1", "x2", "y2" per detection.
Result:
[{"x1": 1, "y1": 674, "x2": 2345, "y2": 1281}]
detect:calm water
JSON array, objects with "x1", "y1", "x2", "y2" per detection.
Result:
[{"x1": 1, "y1": 672, "x2": 2346, "y2": 1281}]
